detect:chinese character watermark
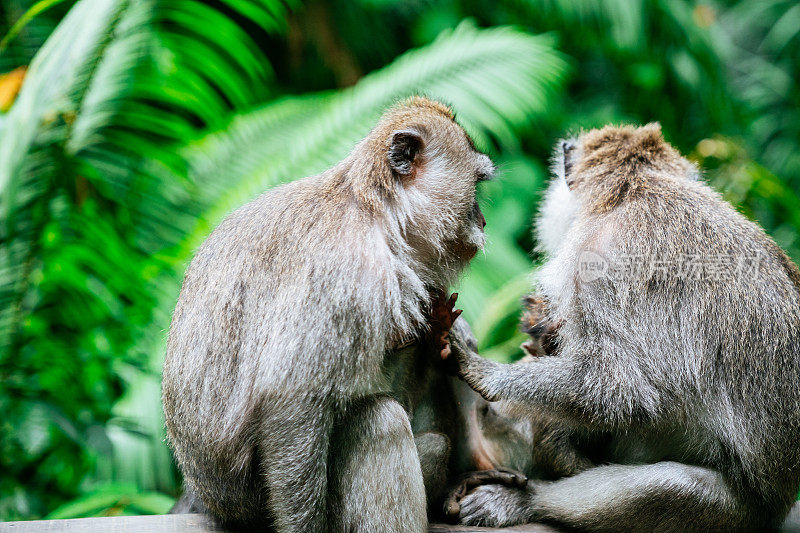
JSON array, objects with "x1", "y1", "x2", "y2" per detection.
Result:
[{"x1": 577, "y1": 251, "x2": 763, "y2": 283}]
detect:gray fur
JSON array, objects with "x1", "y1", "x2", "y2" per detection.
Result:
[
  {"x1": 451, "y1": 124, "x2": 800, "y2": 531},
  {"x1": 162, "y1": 97, "x2": 493, "y2": 531}
]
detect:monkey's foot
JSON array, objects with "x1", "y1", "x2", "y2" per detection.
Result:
[
  {"x1": 430, "y1": 292, "x2": 462, "y2": 360},
  {"x1": 444, "y1": 468, "x2": 527, "y2": 523},
  {"x1": 451, "y1": 482, "x2": 535, "y2": 527}
]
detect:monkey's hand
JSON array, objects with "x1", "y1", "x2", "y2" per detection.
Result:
[
  {"x1": 444, "y1": 468, "x2": 530, "y2": 526},
  {"x1": 520, "y1": 294, "x2": 561, "y2": 357},
  {"x1": 435, "y1": 293, "x2": 503, "y2": 401},
  {"x1": 429, "y1": 291, "x2": 462, "y2": 361},
  {"x1": 447, "y1": 332, "x2": 502, "y2": 401}
]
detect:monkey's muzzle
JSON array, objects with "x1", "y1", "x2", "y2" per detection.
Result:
[{"x1": 473, "y1": 202, "x2": 486, "y2": 229}]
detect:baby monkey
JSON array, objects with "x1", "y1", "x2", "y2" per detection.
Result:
[
  {"x1": 447, "y1": 124, "x2": 800, "y2": 531},
  {"x1": 163, "y1": 97, "x2": 495, "y2": 532}
]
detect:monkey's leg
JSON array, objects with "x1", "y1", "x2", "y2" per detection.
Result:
[
  {"x1": 329, "y1": 395, "x2": 427, "y2": 533},
  {"x1": 258, "y1": 399, "x2": 333, "y2": 532},
  {"x1": 453, "y1": 461, "x2": 759, "y2": 532},
  {"x1": 415, "y1": 431, "x2": 451, "y2": 512}
]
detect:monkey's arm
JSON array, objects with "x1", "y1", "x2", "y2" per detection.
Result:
[{"x1": 449, "y1": 334, "x2": 662, "y2": 430}]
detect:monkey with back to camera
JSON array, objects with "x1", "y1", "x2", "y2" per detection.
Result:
[
  {"x1": 161, "y1": 97, "x2": 506, "y2": 531},
  {"x1": 445, "y1": 124, "x2": 800, "y2": 531}
]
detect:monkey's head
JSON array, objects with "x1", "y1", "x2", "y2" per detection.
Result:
[
  {"x1": 536, "y1": 123, "x2": 699, "y2": 256},
  {"x1": 350, "y1": 97, "x2": 494, "y2": 287},
  {"x1": 470, "y1": 396, "x2": 534, "y2": 474}
]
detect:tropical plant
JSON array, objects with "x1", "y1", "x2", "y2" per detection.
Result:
[
  {"x1": 0, "y1": 0, "x2": 288, "y2": 518},
  {"x1": 1, "y1": 0, "x2": 797, "y2": 521}
]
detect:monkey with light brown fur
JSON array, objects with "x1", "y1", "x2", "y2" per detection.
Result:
[
  {"x1": 162, "y1": 97, "x2": 501, "y2": 532},
  {"x1": 447, "y1": 124, "x2": 800, "y2": 531}
]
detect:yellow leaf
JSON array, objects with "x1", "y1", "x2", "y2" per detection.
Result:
[{"x1": 0, "y1": 66, "x2": 26, "y2": 112}]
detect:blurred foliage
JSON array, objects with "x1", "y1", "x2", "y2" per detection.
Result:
[{"x1": 0, "y1": 0, "x2": 798, "y2": 521}]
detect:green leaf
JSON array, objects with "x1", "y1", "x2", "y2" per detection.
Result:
[
  {"x1": 0, "y1": 0, "x2": 294, "y2": 518},
  {"x1": 0, "y1": 0, "x2": 128, "y2": 196},
  {"x1": 46, "y1": 483, "x2": 174, "y2": 518},
  {"x1": 0, "y1": 0, "x2": 72, "y2": 53},
  {"x1": 184, "y1": 21, "x2": 568, "y2": 252}
]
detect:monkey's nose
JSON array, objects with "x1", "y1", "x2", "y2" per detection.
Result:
[{"x1": 474, "y1": 203, "x2": 486, "y2": 228}]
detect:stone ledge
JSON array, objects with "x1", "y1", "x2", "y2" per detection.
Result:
[
  {"x1": 3, "y1": 506, "x2": 800, "y2": 532},
  {"x1": 0, "y1": 514, "x2": 558, "y2": 532}
]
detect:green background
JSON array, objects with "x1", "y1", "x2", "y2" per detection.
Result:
[{"x1": 1, "y1": 0, "x2": 798, "y2": 520}]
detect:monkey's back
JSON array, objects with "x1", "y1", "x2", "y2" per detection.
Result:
[
  {"x1": 161, "y1": 172, "x2": 408, "y2": 520},
  {"x1": 588, "y1": 176, "x2": 800, "y2": 509}
]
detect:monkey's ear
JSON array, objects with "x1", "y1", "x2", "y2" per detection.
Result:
[{"x1": 389, "y1": 129, "x2": 424, "y2": 177}]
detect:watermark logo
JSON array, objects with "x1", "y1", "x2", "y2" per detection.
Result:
[
  {"x1": 578, "y1": 250, "x2": 609, "y2": 282},
  {"x1": 576, "y1": 250, "x2": 763, "y2": 283}
]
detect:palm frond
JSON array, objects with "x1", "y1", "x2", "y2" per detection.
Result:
[
  {"x1": 183, "y1": 21, "x2": 568, "y2": 251},
  {"x1": 0, "y1": 0, "x2": 127, "y2": 193},
  {"x1": 0, "y1": 0, "x2": 134, "y2": 353},
  {"x1": 0, "y1": 0, "x2": 76, "y2": 73},
  {"x1": 505, "y1": 0, "x2": 645, "y2": 51},
  {"x1": 0, "y1": 0, "x2": 293, "y2": 517}
]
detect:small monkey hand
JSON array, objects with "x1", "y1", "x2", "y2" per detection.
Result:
[
  {"x1": 448, "y1": 481, "x2": 535, "y2": 527},
  {"x1": 432, "y1": 293, "x2": 502, "y2": 401},
  {"x1": 429, "y1": 292, "x2": 462, "y2": 362},
  {"x1": 520, "y1": 294, "x2": 561, "y2": 357},
  {"x1": 444, "y1": 468, "x2": 529, "y2": 525}
]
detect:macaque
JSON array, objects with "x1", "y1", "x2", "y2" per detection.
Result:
[
  {"x1": 162, "y1": 97, "x2": 496, "y2": 531},
  {"x1": 446, "y1": 124, "x2": 800, "y2": 532}
]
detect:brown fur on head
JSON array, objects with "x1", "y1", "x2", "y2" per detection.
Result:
[
  {"x1": 339, "y1": 96, "x2": 494, "y2": 289},
  {"x1": 560, "y1": 123, "x2": 699, "y2": 213}
]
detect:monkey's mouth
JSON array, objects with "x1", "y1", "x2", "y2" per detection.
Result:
[
  {"x1": 473, "y1": 202, "x2": 487, "y2": 231},
  {"x1": 460, "y1": 204, "x2": 486, "y2": 258},
  {"x1": 450, "y1": 203, "x2": 486, "y2": 259}
]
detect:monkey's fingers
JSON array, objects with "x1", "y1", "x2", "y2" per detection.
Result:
[
  {"x1": 430, "y1": 293, "x2": 453, "y2": 325},
  {"x1": 495, "y1": 466, "x2": 529, "y2": 488},
  {"x1": 521, "y1": 339, "x2": 542, "y2": 357},
  {"x1": 440, "y1": 332, "x2": 452, "y2": 360},
  {"x1": 443, "y1": 480, "x2": 472, "y2": 522},
  {"x1": 444, "y1": 493, "x2": 462, "y2": 523},
  {"x1": 447, "y1": 292, "x2": 458, "y2": 308},
  {"x1": 436, "y1": 294, "x2": 461, "y2": 327},
  {"x1": 445, "y1": 293, "x2": 462, "y2": 325},
  {"x1": 441, "y1": 345, "x2": 461, "y2": 376},
  {"x1": 461, "y1": 468, "x2": 528, "y2": 492},
  {"x1": 443, "y1": 468, "x2": 528, "y2": 522}
]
